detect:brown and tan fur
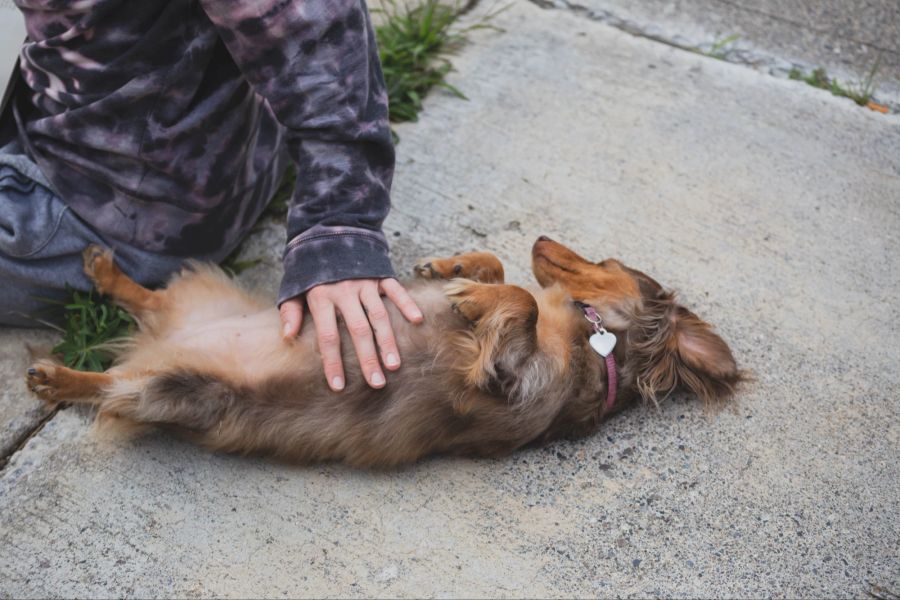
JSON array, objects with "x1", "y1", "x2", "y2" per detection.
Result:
[{"x1": 26, "y1": 239, "x2": 744, "y2": 467}]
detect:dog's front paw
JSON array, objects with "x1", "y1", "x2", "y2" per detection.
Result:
[
  {"x1": 414, "y1": 256, "x2": 463, "y2": 280},
  {"x1": 26, "y1": 360, "x2": 62, "y2": 403},
  {"x1": 415, "y1": 252, "x2": 504, "y2": 283},
  {"x1": 82, "y1": 245, "x2": 117, "y2": 293}
]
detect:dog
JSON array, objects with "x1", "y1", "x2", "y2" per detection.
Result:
[{"x1": 25, "y1": 238, "x2": 743, "y2": 467}]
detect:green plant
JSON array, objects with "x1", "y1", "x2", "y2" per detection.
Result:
[
  {"x1": 44, "y1": 286, "x2": 135, "y2": 372},
  {"x1": 789, "y1": 58, "x2": 882, "y2": 107},
  {"x1": 375, "y1": 1, "x2": 505, "y2": 123},
  {"x1": 376, "y1": 1, "x2": 468, "y2": 123},
  {"x1": 220, "y1": 250, "x2": 264, "y2": 277},
  {"x1": 704, "y1": 34, "x2": 740, "y2": 60},
  {"x1": 264, "y1": 165, "x2": 295, "y2": 219}
]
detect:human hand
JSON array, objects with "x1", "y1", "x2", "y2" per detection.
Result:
[{"x1": 279, "y1": 278, "x2": 424, "y2": 391}]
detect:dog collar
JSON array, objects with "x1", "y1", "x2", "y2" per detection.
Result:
[{"x1": 574, "y1": 301, "x2": 618, "y2": 415}]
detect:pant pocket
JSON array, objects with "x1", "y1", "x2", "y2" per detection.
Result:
[{"x1": 0, "y1": 166, "x2": 68, "y2": 258}]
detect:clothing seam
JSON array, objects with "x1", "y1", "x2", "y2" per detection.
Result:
[
  {"x1": 284, "y1": 230, "x2": 388, "y2": 255},
  {"x1": 8, "y1": 205, "x2": 70, "y2": 259}
]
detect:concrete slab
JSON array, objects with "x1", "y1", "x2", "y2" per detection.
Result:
[
  {"x1": 534, "y1": 0, "x2": 900, "y2": 106},
  {"x1": 1, "y1": 1, "x2": 899, "y2": 597},
  {"x1": 0, "y1": 329, "x2": 57, "y2": 460}
]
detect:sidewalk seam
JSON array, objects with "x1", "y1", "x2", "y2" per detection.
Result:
[
  {"x1": 527, "y1": 0, "x2": 900, "y2": 112},
  {"x1": 0, "y1": 405, "x2": 60, "y2": 471}
]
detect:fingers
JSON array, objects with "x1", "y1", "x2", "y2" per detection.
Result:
[
  {"x1": 306, "y1": 295, "x2": 346, "y2": 392},
  {"x1": 361, "y1": 287, "x2": 401, "y2": 371},
  {"x1": 335, "y1": 297, "x2": 386, "y2": 388},
  {"x1": 279, "y1": 299, "x2": 303, "y2": 339},
  {"x1": 304, "y1": 278, "x2": 423, "y2": 392},
  {"x1": 380, "y1": 278, "x2": 424, "y2": 324}
]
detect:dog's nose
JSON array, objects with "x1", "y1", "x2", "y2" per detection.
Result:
[{"x1": 537, "y1": 235, "x2": 553, "y2": 243}]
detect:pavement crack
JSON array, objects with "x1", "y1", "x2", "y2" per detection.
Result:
[
  {"x1": 526, "y1": 0, "x2": 899, "y2": 111},
  {"x1": 0, "y1": 404, "x2": 60, "y2": 471},
  {"x1": 709, "y1": 0, "x2": 899, "y2": 57}
]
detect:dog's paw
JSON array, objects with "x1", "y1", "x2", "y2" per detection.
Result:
[
  {"x1": 415, "y1": 252, "x2": 504, "y2": 283},
  {"x1": 82, "y1": 245, "x2": 116, "y2": 293},
  {"x1": 414, "y1": 256, "x2": 464, "y2": 280},
  {"x1": 26, "y1": 360, "x2": 62, "y2": 403},
  {"x1": 444, "y1": 281, "x2": 496, "y2": 323}
]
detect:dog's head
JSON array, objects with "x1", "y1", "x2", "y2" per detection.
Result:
[{"x1": 532, "y1": 236, "x2": 743, "y2": 405}]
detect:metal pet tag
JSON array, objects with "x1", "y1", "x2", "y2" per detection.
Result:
[{"x1": 589, "y1": 330, "x2": 617, "y2": 357}]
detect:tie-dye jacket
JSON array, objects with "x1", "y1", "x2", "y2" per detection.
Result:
[{"x1": 12, "y1": 0, "x2": 395, "y2": 304}]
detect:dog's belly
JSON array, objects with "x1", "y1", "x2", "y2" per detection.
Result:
[
  {"x1": 158, "y1": 309, "x2": 317, "y2": 381},
  {"x1": 135, "y1": 281, "x2": 455, "y2": 386}
]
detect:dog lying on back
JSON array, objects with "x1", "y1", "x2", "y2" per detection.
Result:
[{"x1": 26, "y1": 238, "x2": 743, "y2": 466}]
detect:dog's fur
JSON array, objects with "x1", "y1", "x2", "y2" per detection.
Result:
[{"x1": 26, "y1": 239, "x2": 743, "y2": 467}]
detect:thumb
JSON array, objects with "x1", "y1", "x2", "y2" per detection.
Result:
[{"x1": 279, "y1": 298, "x2": 303, "y2": 339}]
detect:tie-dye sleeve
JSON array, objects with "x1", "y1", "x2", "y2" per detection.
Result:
[{"x1": 198, "y1": 0, "x2": 396, "y2": 305}]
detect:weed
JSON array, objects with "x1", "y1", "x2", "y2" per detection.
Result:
[
  {"x1": 43, "y1": 287, "x2": 135, "y2": 372},
  {"x1": 220, "y1": 251, "x2": 264, "y2": 277},
  {"x1": 376, "y1": 1, "x2": 468, "y2": 123},
  {"x1": 704, "y1": 34, "x2": 740, "y2": 60},
  {"x1": 376, "y1": 0, "x2": 505, "y2": 123},
  {"x1": 264, "y1": 165, "x2": 295, "y2": 219},
  {"x1": 789, "y1": 57, "x2": 882, "y2": 107}
]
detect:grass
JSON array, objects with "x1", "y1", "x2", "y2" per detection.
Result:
[
  {"x1": 376, "y1": 1, "x2": 468, "y2": 123},
  {"x1": 42, "y1": 287, "x2": 135, "y2": 372},
  {"x1": 788, "y1": 57, "x2": 883, "y2": 108},
  {"x1": 703, "y1": 34, "x2": 740, "y2": 60},
  {"x1": 375, "y1": 0, "x2": 505, "y2": 124},
  {"x1": 48, "y1": 1, "x2": 499, "y2": 371}
]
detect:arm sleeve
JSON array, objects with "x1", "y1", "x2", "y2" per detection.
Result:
[{"x1": 198, "y1": 0, "x2": 396, "y2": 305}]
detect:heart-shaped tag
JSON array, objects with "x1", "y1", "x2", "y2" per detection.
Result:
[{"x1": 589, "y1": 330, "x2": 617, "y2": 357}]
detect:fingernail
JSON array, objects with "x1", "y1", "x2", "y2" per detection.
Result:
[
  {"x1": 282, "y1": 323, "x2": 292, "y2": 338},
  {"x1": 412, "y1": 310, "x2": 424, "y2": 322},
  {"x1": 371, "y1": 372, "x2": 385, "y2": 386},
  {"x1": 385, "y1": 353, "x2": 399, "y2": 367},
  {"x1": 331, "y1": 376, "x2": 344, "y2": 391}
]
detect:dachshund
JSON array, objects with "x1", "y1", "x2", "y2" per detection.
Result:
[{"x1": 25, "y1": 238, "x2": 743, "y2": 467}]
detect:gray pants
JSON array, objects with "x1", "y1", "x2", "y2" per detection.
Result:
[{"x1": 0, "y1": 158, "x2": 187, "y2": 327}]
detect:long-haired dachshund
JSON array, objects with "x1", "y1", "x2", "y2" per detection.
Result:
[{"x1": 26, "y1": 238, "x2": 743, "y2": 467}]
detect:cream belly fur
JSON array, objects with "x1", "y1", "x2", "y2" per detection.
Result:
[{"x1": 114, "y1": 270, "x2": 455, "y2": 391}]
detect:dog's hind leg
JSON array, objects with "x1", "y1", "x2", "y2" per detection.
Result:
[
  {"x1": 82, "y1": 245, "x2": 166, "y2": 318},
  {"x1": 26, "y1": 359, "x2": 112, "y2": 404},
  {"x1": 414, "y1": 252, "x2": 505, "y2": 284}
]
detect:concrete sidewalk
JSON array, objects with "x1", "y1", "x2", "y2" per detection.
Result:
[
  {"x1": 539, "y1": 0, "x2": 900, "y2": 105},
  {"x1": 1, "y1": 1, "x2": 898, "y2": 597}
]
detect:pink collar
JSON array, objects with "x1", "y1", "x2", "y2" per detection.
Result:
[{"x1": 575, "y1": 302, "x2": 618, "y2": 415}]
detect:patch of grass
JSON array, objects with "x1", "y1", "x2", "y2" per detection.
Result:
[
  {"x1": 264, "y1": 165, "x2": 295, "y2": 219},
  {"x1": 376, "y1": 1, "x2": 468, "y2": 123},
  {"x1": 375, "y1": 1, "x2": 505, "y2": 124},
  {"x1": 789, "y1": 57, "x2": 882, "y2": 107},
  {"x1": 703, "y1": 34, "x2": 740, "y2": 60},
  {"x1": 220, "y1": 251, "x2": 264, "y2": 277},
  {"x1": 43, "y1": 286, "x2": 135, "y2": 372}
]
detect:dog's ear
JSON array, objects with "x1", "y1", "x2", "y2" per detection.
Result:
[
  {"x1": 632, "y1": 295, "x2": 742, "y2": 405},
  {"x1": 670, "y1": 306, "x2": 741, "y2": 404}
]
